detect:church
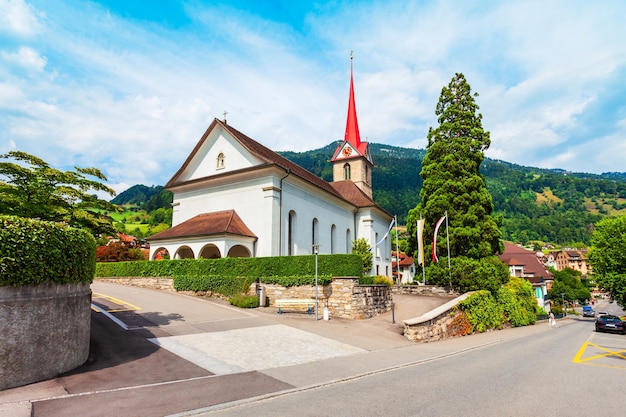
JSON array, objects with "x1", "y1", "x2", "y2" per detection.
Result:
[{"x1": 148, "y1": 61, "x2": 394, "y2": 277}]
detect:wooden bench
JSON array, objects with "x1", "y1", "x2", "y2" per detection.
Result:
[{"x1": 276, "y1": 299, "x2": 316, "y2": 315}]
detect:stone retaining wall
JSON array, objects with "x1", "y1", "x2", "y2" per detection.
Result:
[
  {"x1": 403, "y1": 292, "x2": 473, "y2": 342},
  {"x1": 0, "y1": 283, "x2": 92, "y2": 390},
  {"x1": 254, "y1": 277, "x2": 392, "y2": 320},
  {"x1": 393, "y1": 285, "x2": 459, "y2": 297},
  {"x1": 96, "y1": 277, "x2": 174, "y2": 291}
]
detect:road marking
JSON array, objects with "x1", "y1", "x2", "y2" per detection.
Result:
[
  {"x1": 572, "y1": 337, "x2": 626, "y2": 369},
  {"x1": 92, "y1": 292, "x2": 141, "y2": 313},
  {"x1": 91, "y1": 303, "x2": 130, "y2": 330}
]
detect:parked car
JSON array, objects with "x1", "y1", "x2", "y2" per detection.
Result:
[
  {"x1": 595, "y1": 315, "x2": 626, "y2": 335},
  {"x1": 582, "y1": 306, "x2": 595, "y2": 317}
]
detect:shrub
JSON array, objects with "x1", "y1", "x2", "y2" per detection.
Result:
[
  {"x1": 498, "y1": 277, "x2": 537, "y2": 327},
  {"x1": 0, "y1": 215, "x2": 96, "y2": 286},
  {"x1": 229, "y1": 294, "x2": 259, "y2": 308},
  {"x1": 426, "y1": 256, "x2": 509, "y2": 294},
  {"x1": 449, "y1": 311, "x2": 473, "y2": 337},
  {"x1": 458, "y1": 290, "x2": 504, "y2": 333}
]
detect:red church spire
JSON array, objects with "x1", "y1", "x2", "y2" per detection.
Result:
[{"x1": 344, "y1": 52, "x2": 361, "y2": 148}]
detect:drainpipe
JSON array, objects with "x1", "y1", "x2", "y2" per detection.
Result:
[{"x1": 278, "y1": 168, "x2": 291, "y2": 256}]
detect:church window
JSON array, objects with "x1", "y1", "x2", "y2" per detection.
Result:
[
  {"x1": 345, "y1": 229, "x2": 352, "y2": 253},
  {"x1": 365, "y1": 165, "x2": 369, "y2": 183},
  {"x1": 343, "y1": 163, "x2": 351, "y2": 180},
  {"x1": 312, "y1": 218, "x2": 319, "y2": 250},
  {"x1": 288, "y1": 211, "x2": 296, "y2": 256},
  {"x1": 330, "y1": 224, "x2": 336, "y2": 254},
  {"x1": 216, "y1": 152, "x2": 225, "y2": 170}
]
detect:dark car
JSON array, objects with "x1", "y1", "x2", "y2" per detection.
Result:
[
  {"x1": 595, "y1": 315, "x2": 626, "y2": 335},
  {"x1": 582, "y1": 305, "x2": 595, "y2": 317}
]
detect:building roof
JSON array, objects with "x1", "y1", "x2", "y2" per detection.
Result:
[
  {"x1": 149, "y1": 210, "x2": 257, "y2": 241},
  {"x1": 392, "y1": 251, "x2": 414, "y2": 267},
  {"x1": 498, "y1": 241, "x2": 554, "y2": 284},
  {"x1": 165, "y1": 118, "x2": 388, "y2": 215}
]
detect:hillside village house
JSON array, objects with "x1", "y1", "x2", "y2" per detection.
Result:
[
  {"x1": 498, "y1": 242, "x2": 554, "y2": 311},
  {"x1": 148, "y1": 62, "x2": 394, "y2": 276},
  {"x1": 554, "y1": 249, "x2": 590, "y2": 277}
]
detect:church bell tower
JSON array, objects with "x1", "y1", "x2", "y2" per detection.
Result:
[{"x1": 330, "y1": 54, "x2": 374, "y2": 198}]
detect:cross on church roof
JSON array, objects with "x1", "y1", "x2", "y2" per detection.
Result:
[{"x1": 222, "y1": 110, "x2": 228, "y2": 124}]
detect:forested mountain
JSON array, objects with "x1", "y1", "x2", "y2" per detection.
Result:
[
  {"x1": 114, "y1": 143, "x2": 626, "y2": 245},
  {"x1": 280, "y1": 143, "x2": 626, "y2": 246}
]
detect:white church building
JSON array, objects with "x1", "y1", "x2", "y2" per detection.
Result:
[{"x1": 149, "y1": 62, "x2": 394, "y2": 277}]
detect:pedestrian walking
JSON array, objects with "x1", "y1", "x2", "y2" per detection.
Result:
[{"x1": 549, "y1": 311, "x2": 557, "y2": 328}]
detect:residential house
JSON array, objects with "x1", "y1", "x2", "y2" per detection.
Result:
[
  {"x1": 554, "y1": 249, "x2": 590, "y2": 277},
  {"x1": 498, "y1": 242, "x2": 554, "y2": 311},
  {"x1": 392, "y1": 251, "x2": 416, "y2": 284}
]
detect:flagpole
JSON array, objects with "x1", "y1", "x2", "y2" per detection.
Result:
[
  {"x1": 445, "y1": 211, "x2": 451, "y2": 285},
  {"x1": 420, "y1": 215, "x2": 425, "y2": 285},
  {"x1": 394, "y1": 216, "x2": 400, "y2": 285}
]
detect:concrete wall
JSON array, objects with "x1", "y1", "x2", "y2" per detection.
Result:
[{"x1": 0, "y1": 282, "x2": 91, "y2": 390}]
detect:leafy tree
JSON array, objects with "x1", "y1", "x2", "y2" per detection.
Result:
[
  {"x1": 588, "y1": 216, "x2": 626, "y2": 308},
  {"x1": 547, "y1": 268, "x2": 591, "y2": 306},
  {"x1": 0, "y1": 151, "x2": 117, "y2": 236},
  {"x1": 407, "y1": 73, "x2": 502, "y2": 263},
  {"x1": 352, "y1": 237, "x2": 373, "y2": 275}
]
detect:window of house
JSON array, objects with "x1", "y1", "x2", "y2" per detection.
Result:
[{"x1": 216, "y1": 152, "x2": 225, "y2": 170}]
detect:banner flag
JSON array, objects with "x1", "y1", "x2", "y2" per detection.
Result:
[
  {"x1": 432, "y1": 215, "x2": 446, "y2": 263},
  {"x1": 417, "y1": 219, "x2": 425, "y2": 266},
  {"x1": 372, "y1": 217, "x2": 396, "y2": 249}
]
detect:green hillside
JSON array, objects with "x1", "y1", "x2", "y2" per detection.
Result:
[{"x1": 113, "y1": 142, "x2": 626, "y2": 246}]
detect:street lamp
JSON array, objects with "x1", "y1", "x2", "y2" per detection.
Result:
[{"x1": 312, "y1": 244, "x2": 321, "y2": 321}]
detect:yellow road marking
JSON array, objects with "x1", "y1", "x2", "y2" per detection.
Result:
[
  {"x1": 573, "y1": 340, "x2": 626, "y2": 369},
  {"x1": 92, "y1": 292, "x2": 141, "y2": 313}
]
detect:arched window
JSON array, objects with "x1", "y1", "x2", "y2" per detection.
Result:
[
  {"x1": 216, "y1": 152, "x2": 225, "y2": 169},
  {"x1": 343, "y1": 163, "x2": 351, "y2": 180},
  {"x1": 346, "y1": 228, "x2": 352, "y2": 253},
  {"x1": 288, "y1": 210, "x2": 296, "y2": 256},
  {"x1": 330, "y1": 224, "x2": 336, "y2": 254},
  {"x1": 312, "y1": 218, "x2": 319, "y2": 250}
]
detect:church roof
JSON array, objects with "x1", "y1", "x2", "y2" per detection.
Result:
[
  {"x1": 330, "y1": 180, "x2": 377, "y2": 207},
  {"x1": 149, "y1": 210, "x2": 257, "y2": 241},
  {"x1": 330, "y1": 56, "x2": 371, "y2": 163},
  {"x1": 344, "y1": 56, "x2": 362, "y2": 150},
  {"x1": 166, "y1": 118, "x2": 387, "y2": 214}
]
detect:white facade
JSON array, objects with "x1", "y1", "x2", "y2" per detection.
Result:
[{"x1": 149, "y1": 119, "x2": 394, "y2": 277}]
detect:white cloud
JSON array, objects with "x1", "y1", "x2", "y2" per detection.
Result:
[
  {"x1": 1, "y1": 46, "x2": 47, "y2": 71},
  {"x1": 0, "y1": 0, "x2": 42, "y2": 37},
  {"x1": 1, "y1": 0, "x2": 626, "y2": 194}
]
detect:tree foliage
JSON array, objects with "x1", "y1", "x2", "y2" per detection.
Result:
[
  {"x1": 547, "y1": 267, "x2": 591, "y2": 306},
  {"x1": 588, "y1": 216, "x2": 626, "y2": 308},
  {"x1": 352, "y1": 237, "x2": 373, "y2": 275},
  {"x1": 0, "y1": 151, "x2": 117, "y2": 236},
  {"x1": 407, "y1": 73, "x2": 502, "y2": 263}
]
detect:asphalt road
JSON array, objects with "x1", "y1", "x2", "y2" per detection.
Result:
[
  {"x1": 2, "y1": 282, "x2": 625, "y2": 417},
  {"x1": 196, "y1": 318, "x2": 626, "y2": 417}
]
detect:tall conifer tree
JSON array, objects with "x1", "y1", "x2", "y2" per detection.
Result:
[{"x1": 409, "y1": 73, "x2": 502, "y2": 260}]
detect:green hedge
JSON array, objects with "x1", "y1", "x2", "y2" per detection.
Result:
[
  {"x1": 95, "y1": 254, "x2": 361, "y2": 293},
  {"x1": 0, "y1": 215, "x2": 96, "y2": 286}
]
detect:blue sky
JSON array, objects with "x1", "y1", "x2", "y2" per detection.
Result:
[{"x1": 1, "y1": 0, "x2": 625, "y2": 195}]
